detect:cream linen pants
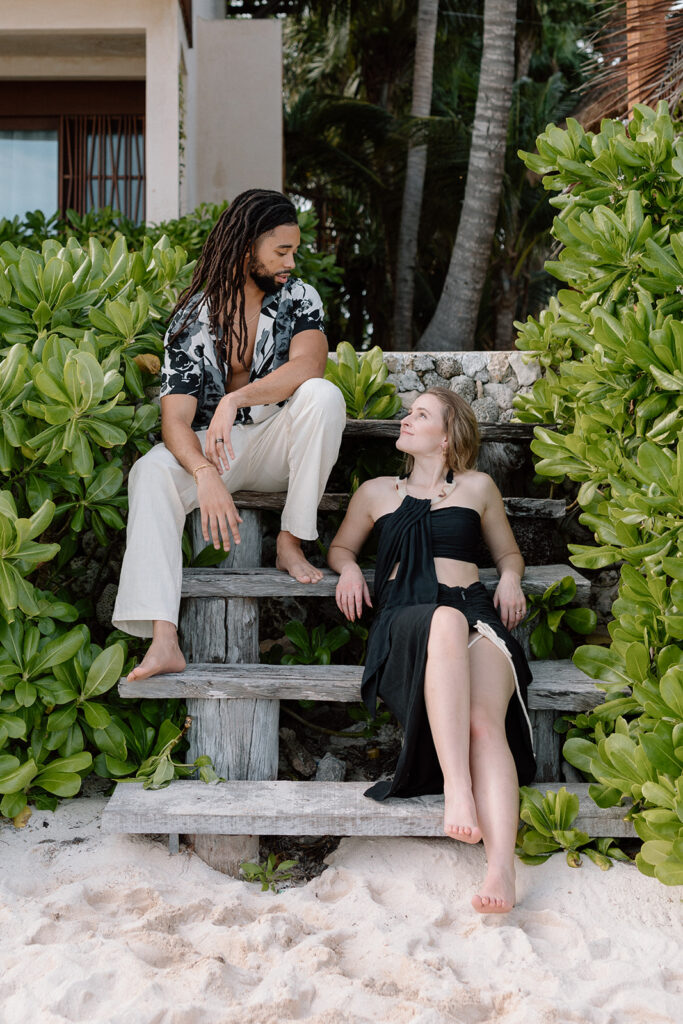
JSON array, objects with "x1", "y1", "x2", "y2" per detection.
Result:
[{"x1": 112, "y1": 377, "x2": 346, "y2": 638}]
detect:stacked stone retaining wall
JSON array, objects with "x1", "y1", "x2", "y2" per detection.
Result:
[{"x1": 380, "y1": 351, "x2": 542, "y2": 422}]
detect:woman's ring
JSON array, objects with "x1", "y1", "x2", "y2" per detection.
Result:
[{"x1": 216, "y1": 437, "x2": 224, "y2": 443}]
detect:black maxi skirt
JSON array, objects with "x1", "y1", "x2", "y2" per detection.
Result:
[{"x1": 363, "y1": 580, "x2": 536, "y2": 801}]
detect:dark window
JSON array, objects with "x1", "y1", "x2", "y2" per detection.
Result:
[{"x1": 60, "y1": 115, "x2": 145, "y2": 222}]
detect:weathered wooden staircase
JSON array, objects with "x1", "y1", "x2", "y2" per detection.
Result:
[{"x1": 102, "y1": 420, "x2": 635, "y2": 872}]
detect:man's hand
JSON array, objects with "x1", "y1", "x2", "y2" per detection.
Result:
[
  {"x1": 197, "y1": 468, "x2": 242, "y2": 551},
  {"x1": 493, "y1": 571, "x2": 526, "y2": 631},
  {"x1": 206, "y1": 395, "x2": 238, "y2": 473}
]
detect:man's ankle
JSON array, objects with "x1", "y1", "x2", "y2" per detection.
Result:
[{"x1": 151, "y1": 620, "x2": 179, "y2": 643}]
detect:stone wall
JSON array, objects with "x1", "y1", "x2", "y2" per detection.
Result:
[{"x1": 379, "y1": 351, "x2": 542, "y2": 422}]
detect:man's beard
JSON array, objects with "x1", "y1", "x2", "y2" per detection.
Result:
[{"x1": 249, "y1": 259, "x2": 283, "y2": 295}]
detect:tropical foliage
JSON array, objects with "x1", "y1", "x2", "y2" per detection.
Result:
[
  {"x1": 516, "y1": 786, "x2": 629, "y2": 868},
  {"x1": 325, "y1": 342, "x2": 402, "y2": 419},
  {"x1": 524, "y1": 576, "x2": 597, "y2": 660},
  {"x1": 282, "y1": 0, "x2": 599, "y2": 349},
  {"x1": 0, "y1": 204, "x2": 342, "y2": 314},
  {"x1": 515, "y1": 102, "x2": 683, "y2": 885},
  {"x1": 0, "y1": 229, "x2": 198, "y2": 824}
]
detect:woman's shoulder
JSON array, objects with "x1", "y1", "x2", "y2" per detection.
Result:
[
  {"x1": 352, "y1": 473, "x2": 395, "y2": 501},
  {"x1": 350, "y1": 476, "x2": 397, "y2": 516},
  {"x1": 457, "y1": 470, "x2": 501, "y2": 508},
  {"x1": 458, "y1": 469, "x2": 495, "y2": 491}
]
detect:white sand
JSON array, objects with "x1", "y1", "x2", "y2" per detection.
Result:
[{"x1": 0, "y1": 798, "x2": 681, "y2": 1024}]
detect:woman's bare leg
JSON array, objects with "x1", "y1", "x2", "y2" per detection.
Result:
[
  {"x1": 467, "y1": 637, "x2": 518, "y2": 913},
  {"x1": 424, "y1": 607, "x2": 482, "y2": 843}
]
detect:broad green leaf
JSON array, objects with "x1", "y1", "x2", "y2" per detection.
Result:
[
  {"x1": 82, "y1": 701, "x2": 112, "y2": 729},
  {"x1": 34, "y1": 770, "x2": 83, "y2": 797},
  {"x1": 0, "y1": 756, "x2": 38, "y2": 794},
  {"x1": 27, "y1": 628, "x2": 85, "y2": 678},
  {"x1": 81, "y1": 644, "x2": 125, "y2": 700}
]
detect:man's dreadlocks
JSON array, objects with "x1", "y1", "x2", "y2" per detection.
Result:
[{"x1": 169, "y1": 189, "x2": 298, "y2": 380}]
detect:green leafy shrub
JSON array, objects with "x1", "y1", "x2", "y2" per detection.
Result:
[
  {"x1": 516, "y1": 786, "x2": 629, "y2": 869},
  {"x1": 0, "y1": 203, "x2": 343, "y2": 313},
  {"x1": 325, "y1": 342, "x2": 402, "y2": 419},
  {"x1": 272, "y1": 619, "x2": 350, "y2": 667},
  {"x1": 516, "y1": 102, "x2": 683, "y2": 884},
  {"x1": 524, "y1": 575, "x2": 597, "y2": 659},
  {"x1": 0, "y1": 230, "x2": 193, "y2": 822}
]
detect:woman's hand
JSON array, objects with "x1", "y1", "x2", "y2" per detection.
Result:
[
  {"x1": 197, "y1": 468, "x2": 242, "y2": 551},
  {"x1": 206, "y1": 395, "x2": 238, "y2": 474},
  {"x1": 335, "y1": 563, "x2": 372, "y2": 622},
  {"x1": 494, "y1": 570, "x2": 526, "y2": 631}
]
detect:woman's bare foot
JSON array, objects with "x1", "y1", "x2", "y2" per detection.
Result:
[
  {"x1": 276, "y1": 531, "x2": 323, "y2": 584},
  {"x1": 471, "y1": 866, "x2": 516, "y2": 914},
  {"x1": 127, "y1": 623, "x2": 186, "y2": 681},
  {"x1": 443, "y1": 783, "x2": 482, "y2": 844}
]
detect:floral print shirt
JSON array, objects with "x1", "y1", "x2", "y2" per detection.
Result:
[{"x1": 160, "y1": 278, "x2": 326, "y2": 429}]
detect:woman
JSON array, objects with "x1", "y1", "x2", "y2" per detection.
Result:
[{"x1": 327, "y1": 387, "x2": 536, "y2": 914}]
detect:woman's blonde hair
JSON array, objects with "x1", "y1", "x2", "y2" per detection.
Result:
[{"x1": 403, "y1": 386, "x2": 480, "y2": 475}]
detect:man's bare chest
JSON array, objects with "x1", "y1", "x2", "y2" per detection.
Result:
[{"x1": 221, "y1": 314, "x2": 260, "y2": 387}]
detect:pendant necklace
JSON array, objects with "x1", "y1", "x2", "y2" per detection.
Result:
[{"x1": 395, "y1": 469, "x2": 456, "y2": 508}]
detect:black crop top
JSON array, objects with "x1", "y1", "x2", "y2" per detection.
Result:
[{"x1": 374, "y1": 505, "x2": 482, "y2": 563}]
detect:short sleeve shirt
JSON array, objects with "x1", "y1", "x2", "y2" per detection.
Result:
[{"x1": 160, "y1": 278, "x2": 326, "y2": 430}]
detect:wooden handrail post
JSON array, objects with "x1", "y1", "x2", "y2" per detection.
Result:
[{"x1": 179, "y1": 507, "x2": 279, "y2": 875}]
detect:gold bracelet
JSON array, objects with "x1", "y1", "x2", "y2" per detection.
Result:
[{"x1": 192, "y1": 463, "x2": 215, "y2": 485}]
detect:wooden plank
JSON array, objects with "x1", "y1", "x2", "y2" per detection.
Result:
[
  {"x1": 529, "y1": 709, "x2": 562, "y2": 783},
  {"x1": 102, "y1": 780, "x2": 636, "y2": 839},
  {"x1": 342, "y1": 420, "x2": 541, "y2": 443},
  {"x1": 231, "y1": 490, "x2": 347, "y2": 512},
  {"x1": 181, "y1": 564, "x2": 591, "y2": 601},
  {"x1": 229, "y1": 492, "x2": 566, "y2": 518},
  {"x1": 119, "y1": 659, "x2": 608, "y2": 711}
]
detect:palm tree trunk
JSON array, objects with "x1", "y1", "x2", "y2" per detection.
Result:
[
  {"x1": 626, "y1": 0, "x2": 667, "y2": 109},
  {"x1": 417, "y1": 0, "x2": 517, "y2": 351},
  {"x1": 392, "y1": 0, "x2": 439, "y2": 351}
]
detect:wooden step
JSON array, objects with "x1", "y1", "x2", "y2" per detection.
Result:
[
  {"x1": 102, "y1": 779, "x2": 635, "y2": 839},
  {"x1": 119, "y1": 659, "x2": 605, "y2": 710},
  {"x1": 229, "y1": 492, "x2": 566, "y2": 517},
  {"x1": 343, "y1": 420, "x2": 540, "y2": 443},
  {"x1": 182, "y1": 563, "x2": 590, "y2": 600}
]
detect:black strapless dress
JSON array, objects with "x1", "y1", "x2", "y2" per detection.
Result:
[{"x1": 360, "y1": 495, "x2": 536, "y2": 800}]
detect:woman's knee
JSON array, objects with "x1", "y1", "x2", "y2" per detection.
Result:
[{"x1": 428, "y1": 606, "x2": 469, "y2": 651}]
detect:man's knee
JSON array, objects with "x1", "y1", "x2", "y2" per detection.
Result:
[{"x1": 292, "y1": 377, "x2": 346, "y2": 420}]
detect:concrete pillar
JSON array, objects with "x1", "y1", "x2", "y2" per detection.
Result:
[
  {"x1": 145, "y1": 4, "x2": 181, "y2": 222},
  {"x1": 190, "y1": 17, "x2": 282, "y2": 207}
]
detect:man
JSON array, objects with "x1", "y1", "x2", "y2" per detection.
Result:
[{"x1": 112, "y1": 189, "x2": 346, "y2": 681}]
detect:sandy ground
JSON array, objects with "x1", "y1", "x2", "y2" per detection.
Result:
[{"x1": 0, "y1": 797, "x2": 681, "y2": 1024}]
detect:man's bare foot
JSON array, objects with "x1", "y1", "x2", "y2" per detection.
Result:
[
  {"x1": 471, "y1": 867, "x2": 516, "y2": 914},
  {"x1": 127, "y1": 633, "x2": 186, "y2": 681},
  {"x1": 276, "y1": 531, "x2": 323, "y2": 584},
  {"x1": 443, "y1": 783, "x2": 482, "y2": 844}
]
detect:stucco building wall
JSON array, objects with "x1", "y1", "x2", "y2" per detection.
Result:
[{"x1": 0, "y1": 0, "x2": 282, "y2": 222}]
